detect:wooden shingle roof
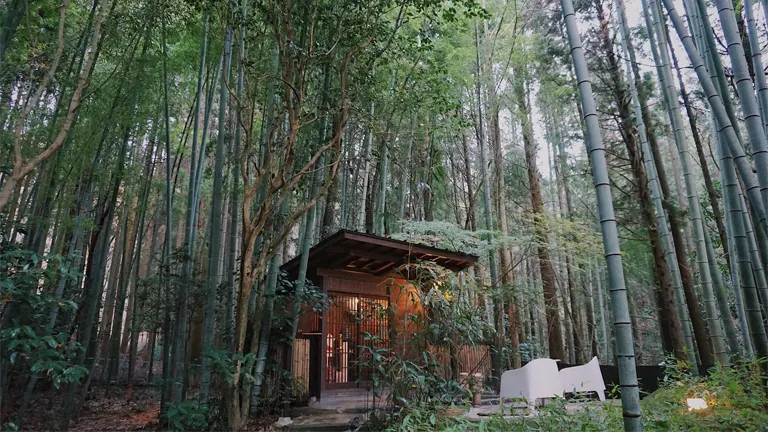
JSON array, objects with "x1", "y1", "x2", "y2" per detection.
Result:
[{"x1": 281, "y1": 229, "x2": 477, "y2": 277}]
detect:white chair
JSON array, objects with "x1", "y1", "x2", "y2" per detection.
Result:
[
  {"x1": 558, "y1": 356, "x2": 606, "y2": 401},
  {"x1": 499, "y1": 358, "x2": 564, "y2": 410}
]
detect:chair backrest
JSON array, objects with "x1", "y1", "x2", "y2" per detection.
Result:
[
  {"x1": 500, "y1": 358, "x2": 563, "y2": 403},
  {"x1": 559, "y1": 356, "x2": 605, "y2": 394}
]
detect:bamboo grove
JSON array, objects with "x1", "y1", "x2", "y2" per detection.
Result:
[{"x1": 4, "y1": 0, "x2": 768, "y2": 430}]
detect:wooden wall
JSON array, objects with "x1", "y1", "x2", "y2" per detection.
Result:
[{"x1": 389, "y1": 280, "x2": 426, "y2": 359}]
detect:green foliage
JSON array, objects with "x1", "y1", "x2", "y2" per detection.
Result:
[
  {"x1": 6, "y1": 329, "x2": 88, "y2": 388},
  {"x1": 165, "y1": 400, "x2": 209, "y2": 432},
  {"x1": 383, "y1": 398, "x2": 622, "y2": 432},
  {"x1": 388, "y1": 261, "x2": 492, "y2": 347},
  {"x1": 203, "y1": 347, "x2": 256, "y2": 386},
  {"x1": 377, "y1": 359, "x2": 768, "y2": 431},
  {"x1": 395, "y1": 220, "x2": 530, "y2": 266},
  {"x1": 0, "y1": 248, "x2": 87, "y2": 387},
  {"x1": 272, "y1": 274, "x2": 330, "y2": 343},
  {"x1": 643, "y1": 360, "x2": 768, "y2": 431},
  {"x1": 360, "y1": 339, "x2": 469, "y2": 427},
  {"x1": 358, "y1": 262, "x2": 492, "y2": 428}
]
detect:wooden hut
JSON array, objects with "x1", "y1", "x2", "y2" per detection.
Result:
[{"x1": 280, "y1": 229, "x2": 478, "y2": 400}]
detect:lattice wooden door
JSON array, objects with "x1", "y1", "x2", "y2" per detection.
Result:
[{"x1": 326, "y1": 293, "x2": 389, "y2": 388}]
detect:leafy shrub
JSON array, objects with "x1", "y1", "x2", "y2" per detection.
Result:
[
  {"x1": 361, "y1": 336, "x2": 467, "y2": 413},
  {"x1": 384, "y1": 398, "x2": 622, "y2": 432},
  {"x1": 377, "y1": 359, "x2": 768, "y2": 431},
  {"x1": 165, "y1": 400, "x2": 209, "y2": 431},
  {"x1": 643, "y1": 360, "x2": 768, "y2": 431},
  {"x1": 1, "y1": 248, "x2": 87, "y2": 389}
]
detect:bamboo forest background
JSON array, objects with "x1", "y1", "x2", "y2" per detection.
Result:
[{"x1": 3, "y1": 0, "x2": 768, "y2": 429}]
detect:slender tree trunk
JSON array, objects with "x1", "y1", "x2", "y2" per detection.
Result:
[
  {"x1": 171, "y1": 10, "x2": 209, "y2": 405},
  {"x1": 473, "y1": 23, "x2": 502, "y2": 386},
  {"x1": 358, "y1": 101, "x2": 375, "y2": 231},
  {"x1": 515, "y1": 73, "x2": 563, "y2": 361},
  {"x1": 649, "y1": 0, "x2": 726, "y2": 365},
  {"x1": 669, "y1": 52, "x2": 730, "y2": 272},
  {"x1": 609, "y1": 0, "x2": 687, "y2": 361},
  {"x1": 460, "y1": 122, "x2": 477, "y2": 232},
  {"x1": 717, "y1": 127, "x2": 753, "y2": 357},
  {"x1": 398, "y1": 113, "x2": 415, "y2": 223},
  {"x1": 717, "y1": 122, "x2": 768, "y2": 365},
  {"x1": 561, "y1": 0, "x2": 642, "y2": 426},
  {"x1": 492, "y1": 94, "x2": 519, "y2": 368},
  {"x1": 745, "y1": 0, "x2": 768, "y2": 136},
  {"x1": 200, "y1": 26, "x2": 233, "y2": 407}
]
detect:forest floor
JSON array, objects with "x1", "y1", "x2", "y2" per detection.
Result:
[
  {"x1": 70, "y1": 387, "x2": 160, "y2": 431},
  {"x1": 16, "y1": 385, "x2": 278, "y2": 431}
]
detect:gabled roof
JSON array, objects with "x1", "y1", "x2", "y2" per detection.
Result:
[{"x1": 281, "y1": 229, "x2": 478, "y2": 277}]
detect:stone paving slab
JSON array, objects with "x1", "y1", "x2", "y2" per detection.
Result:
[
  {"x1": 463, "y1": 400, "x2": 617, "y2": 421},
  {"x1": 275, "y1": 413, "x2": 366, "y2": 431}
]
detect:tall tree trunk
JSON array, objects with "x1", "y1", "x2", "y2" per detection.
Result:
[
  {"x1": 609, "y1": 0, "x2": 687, "y2": 361},
  {"x1": 668, "y1": 47, "x2": 729, "y2": 273},
  {"x1": 199, "y1": 26, "x2": 233, "y2": 407},
  {"x1": 745, "y1": 0, "x2": 768, "y2": 136},
  {"x1": 560, "y1": 0, "x2": 642, "y2": 426},
  {"x1": 172, "y1": 10, "x2": 209, "y2": 404},
  {"x1": 710, "y1": 0, "x2": 768, "y2": 261},
  {"x1": 515, "y1": 74, "x2": 563, "y2": 361},
  {"x1": 717, "y1": 127, "x2": 753, "y2": 357},
  {"x1": 473, "y1": 23, "x2": 502, "y2": 386},
  {"x1": 717, "y1": 122, "x2": 768, "y2": 365},
  {"x1": 398, "y1": 113, "x2": 415, "y2": 223},
  {"x1": 491, "y1": 91, "x2": 520, "y2": 369},
  {"x1": 649, "y1": 0, "x2": 726, "y2": 365},
  {"x1": 357, "y1": 101, "x2": 375, "y2": 231},
  {"x1": 548, "y1": 109, "x2": 580, "y2": 364},
  {"x1": 459, "y1": 115, "x2": 477, "y2": 232}
]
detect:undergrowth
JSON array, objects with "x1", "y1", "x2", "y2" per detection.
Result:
[{"x1": 380, "y1": 359, "x2": 768, "y2": 432}]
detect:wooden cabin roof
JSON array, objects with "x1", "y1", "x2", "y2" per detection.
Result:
[{"x1": 281, "y1": 229, "x2": 478, "y2": 277}]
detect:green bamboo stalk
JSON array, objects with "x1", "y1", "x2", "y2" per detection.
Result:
[
  {"x1": 193, "y1": 52, "x2": 223, "y2": 216},
  {"x1": 712, "y1": 0, "x2": 768, "y2": 219},
  {"x1": 744, "y1": 0, "x2": 768, "y2": 135},
  {"x1": 703, "y1": 216, "x2": 741, "y2": 355},
  {"x1": 250, "y1": 192, "x2": 290, "y2": 408},
  {"x1": 560, "y1": 0, "x2": 642, "y2": 427},
  {"x1": 200, "y1": 25, "x2": 233, "y2": 407},
  {"x1": 173, "y1": 11, "x2": 209, "y2": 404},
  {"x1": 358, "y1": 100, "x2": 375, "y2": 231},
  {"x1": 616, "y1": 0, "x2": 697, "y2": 367},
  {"x1": 683, "y1": 0, "x2": 745, "y2": 146},
  {"x1": 642, "y1": 0, "x2": 713, "y2": 367},
  {"x1": 716, "y1": 127, "x2": 754, "y2": 357},
  {"x1": 226, "y1": 0, "x2": 248, "y2": 353},
  {"x1": 398, "y1": 113, "x2": 415, "y2": 222},
  {"x1": 281, "y1": 154, "x2": 323, "y2": 417},
  {"x1": 717, "y1": 123, "x2": 768, "y2": 361},
  {"x1": 738, "y1": 195, "x2": 768, "y2": 335},
  {"x1": 474, "y1": 21, "x2": 501, "y2": 385},
  {"x1": 650, "y1": 0, "x2": 728, "y2": 363}
]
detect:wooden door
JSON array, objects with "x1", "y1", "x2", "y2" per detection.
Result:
[{"x1": 325, "y1": 293, "x2": 389, "y2": 389}]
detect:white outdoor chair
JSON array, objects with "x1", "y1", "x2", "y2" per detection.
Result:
[
  {"x1": 499, "y1": 358, "x2": 564, "y2": 410},
  {"x1": 558, "y1": 356, "x2": 606, "y2": 401}
]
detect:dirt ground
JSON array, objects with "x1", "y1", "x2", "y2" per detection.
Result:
[
  {"x1": 9, "y1": 385, "x2": 278, "y2": 431},
  {"x1": 68, "y1": 386, "x2": 161, "y2": 431}
]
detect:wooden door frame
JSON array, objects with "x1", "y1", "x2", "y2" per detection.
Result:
[{"x1": 323, "y1": 292, "x2": 389, "y2": 390}]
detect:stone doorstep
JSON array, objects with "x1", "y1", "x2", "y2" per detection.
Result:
[{"x1": 276, "y1": 413, "x2": 367, "y2": 431}]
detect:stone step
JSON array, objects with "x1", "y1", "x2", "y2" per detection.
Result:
[{"x1": 277, "y1": 413, "x2": 367, "y2": 432}]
